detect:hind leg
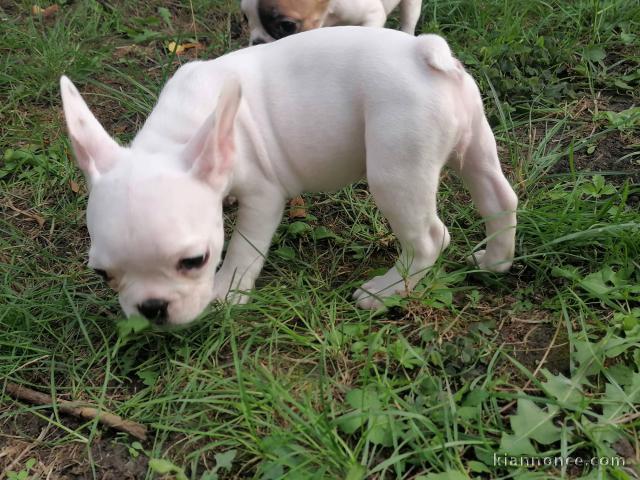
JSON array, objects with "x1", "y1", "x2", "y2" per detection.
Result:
[
  {"x1": 354, "y1": 140, "x2": 450, "y2": 310},
  {"x1": 399, "y1": 0, "x2": 422, "y2": 35},
  {"x1": 450, "y1": 116, "x2": 518, "y2": 272}
]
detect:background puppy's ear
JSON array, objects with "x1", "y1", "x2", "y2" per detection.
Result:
[
  {"x1": 60, "y1": 76, "x2": 122, "y2": 185},
  {"x1": 182, "y1": 77, "x2": 242, "y2": 189}
]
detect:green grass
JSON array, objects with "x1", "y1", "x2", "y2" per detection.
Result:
[{"x1": 1, "y1": 0, "x2": 639, "y2": 479}]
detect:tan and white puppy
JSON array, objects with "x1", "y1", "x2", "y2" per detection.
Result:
[
  {"x1": 241, "y1": 0, "x2": 422, "y2": 45},
  {"x1": 60, "y1": 27, "x2": 517, "y2": 326}
]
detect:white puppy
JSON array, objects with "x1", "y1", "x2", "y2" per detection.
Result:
[
  {"x1": 241, "y1": 0, "x2": 422, "y2": 45},
  {"x1": 60, "y1": 27, "x2": 517, "y2": 326}
]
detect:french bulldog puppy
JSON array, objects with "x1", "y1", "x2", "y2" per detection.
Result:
[
  {"x1": 60, "y1": 27, "x2": 518, "y2": 326},
  {"x1": 241, "y1": 0, "x2": 422, "y2": 45}
]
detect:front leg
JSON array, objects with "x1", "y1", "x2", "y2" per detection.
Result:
[
  {"x1": 359, "y1": 4, "x2": 387, "y2": 27},
  {"x1": 213, "y1": 190, "x2": 285, "y2": 304}
]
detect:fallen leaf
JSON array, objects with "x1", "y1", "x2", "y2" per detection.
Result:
[
  {"x1": 181, "y1": 42, "x2": 202, "y2": 51},
  {"x1": 289, "y1": 196, "x2": 306, "y2": 218},
  {"x1": 166, "y1": 41, "x2": 184, "y2": 54},
  {"x1": 166, "y1": 41, "x2": 203, "y2": 55},
  {"x1": 43, "y1": 4, "x2": 59, "y2": 16},
  {"x1": 69, "y1": 180, "x2": 80, "y2": 193},
  {"x1": 32, "y1": 4, "x2": 59, "y2": 17}
]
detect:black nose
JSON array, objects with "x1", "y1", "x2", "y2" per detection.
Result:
[
  {"x1": 138, "y1": 299, "x2": 169, "y2": 324},
  {"x1": 251, "y1": 38, "x2": 266, "y2": 46}
]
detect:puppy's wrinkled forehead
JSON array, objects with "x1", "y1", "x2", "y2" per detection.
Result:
[
  {"x1": 258, "y1": 0, "x2": 330, "y2": 37},
  {"x1": 86, "y1": 173, "x2": 219, "y2": 264}
]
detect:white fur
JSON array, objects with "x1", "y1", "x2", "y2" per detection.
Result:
[
  {"x1": 61, "y1": 27, "x2": 518, "y2": 325},
  {"x1": 241, "y1": 0, "x2": 422, "y2": 44}
]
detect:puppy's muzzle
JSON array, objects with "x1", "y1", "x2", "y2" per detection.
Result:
[{"x1": 138, "y1": 298, "x2": 169, "y2": 324}]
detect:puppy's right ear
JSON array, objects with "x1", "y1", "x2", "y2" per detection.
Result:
[{"x1": 60, "y1": 76, "x2": 122, "y2": 184}]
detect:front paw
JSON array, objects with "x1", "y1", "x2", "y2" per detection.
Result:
[
  {"x1": 213, "y1": 276, "x2": 252, "y2": 305},
  {"x1": 467, "y1": 250, "x2": 513, "y2": 273},
  {"x1": 353, "y1": 274, "x2": 407, "y2": 310}
]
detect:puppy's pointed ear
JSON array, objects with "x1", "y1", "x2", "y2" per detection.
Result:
[
  {"x1": 60, "y1": 76, "x2": 122, "y2": 184},
  {"x1": 182, "y1": 77, "x2": 242, "y2": 188}
]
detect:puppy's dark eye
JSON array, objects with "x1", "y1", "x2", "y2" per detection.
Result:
[
  {"x1": 93, "y1": 268, "x2": 111, "y2": 281},
  {"x1": 275, "y1": 19, "x2": 299, "y2": 38},
  {"x1": 178, "y1": 252, "x2": 209, "y2": 271}
]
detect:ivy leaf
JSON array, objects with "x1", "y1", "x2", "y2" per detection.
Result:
[
  {"x1": 346, "y1": 387, "x2": 380, "y2": 410},
  {"x1": 581, "y1": 417, "x2": 621, "y2": 445},
  {"x1": 367, "y1": 420, "x2": 393, "y2": 447},
  {"x1": 136, "y1": 368, "x2": 159, "y2": 387},
  {"x1": 345, "y1": 463, "x2": 366, "y2": 480},
  {"x1": 467, "y1": 461, "x2": 490, "y2": 473},
  {"x1": 148, "y1": 459, "x2": 188, "y2": 480},
  {"x1": 336, "y1": 388, "x2": 378, "y2": 433},
  {"x1": 582, "y1": 46, "x2": 606, "y2": 62},
  {"x1": 604, "y1": 335, "x2": 639, "y2": 358},
  {"x1": 214, "y1": 449, "x2": 237, "y2": 471},
  {"x1": 312, "y1": 226, "x2": 340, "y2": 241},
  {"x1": 287, "y1": 221, "x2": 312, "y2": 236},
  {"x1": 117, "y1": 315, "x2": 150, "y2": 339},
  {"x1": 274, "y1": 246, "x2": 296, "y2": 260},
  {"x1": 608, "y1": 364, "x2": 636, "y2": 386},
  {"x1": 463, "y1": 389, "x2": 489, "y2": 407},
  {"x1": 579, "y1": 265, "x2": 639, "y2": 301},
  {"x1": 509, "y1": 399, "x2": 562, "y2": 445},
  {"x1": 388, "y1": 338, "x2": 424, "y2": 369},
  {"x1": 336, "y1": 410, "x2": 365, "y2": 434},
  {"x1": 541, "y1": 370, "x2": 586, "y2": 410},
  {"x1": 573, "y1": 339, "x2": 603, "y2": 375},
  {"x1": 500, "y1": 397, "x2": 561, "y2": 455},
  {"x1": 499, "y1": 432, "x2": 536, "y2": 456},
  {"x1": 336, "y1": 388, "x2": 394, "y2": 446},
  {"x1": 601, "y1": 373, "x2": 640, "y2": 422}
]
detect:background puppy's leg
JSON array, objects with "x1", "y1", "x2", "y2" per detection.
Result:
[
  {"x1": 354, "y1": 125, "x2": 451, "y2": 310},
  {"x1": 213, "y1": 189, "x2": 285, "y2": 304},
  {"x1": 399, "y1": 0, "x2": 422, "y2": 35},
  {"x1": 360, "y1": 4, "x2": 388, "y2": 27},
  {"x1": 449, "y1": 115, "x2": 518, "y2": 272}
]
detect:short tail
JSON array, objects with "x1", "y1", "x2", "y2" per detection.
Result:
[{"x1": 418, "y1": 34, "x2": 463, "y2": 78}]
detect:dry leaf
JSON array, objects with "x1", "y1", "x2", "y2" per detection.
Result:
[
  {"x1": 289, "y1": 196, "x2": 306, "y2": 218},
  {"x1": 167, "y1": 41, "x2": 203, "y2": 55},
  {"x1": 166, "y1": 41, "x2": 184, "y2": 54},
  {"x1": 69, "y1": 180, "x2": 80, "y2": 193},
  {"x1": 43, "y1": 4, "x2": 59, "y2": 16},
  {"x1": 32, "y1": 4, "x2": 59, "y2": 17}
]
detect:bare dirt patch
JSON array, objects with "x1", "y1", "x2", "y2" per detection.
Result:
[
  {"x1": 563, "y1": 131, "x2": 639, "y2": 182},
  {"x1": 0, "y1": 413, "x2": 148, "y2": 479},
  {"x1": 551, "y1": 94, "x2": 640, "y2": 182}
]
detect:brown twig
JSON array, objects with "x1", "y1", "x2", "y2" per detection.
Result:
[
  {"x1": 4, "y1": 382, "x2": 147, "y2": 441},
  {"x1": 613, "y1": 411, "x2": 640, "y2": 425}
]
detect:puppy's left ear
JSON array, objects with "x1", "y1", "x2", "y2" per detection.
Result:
[
  {"x1": 183, "y1": 77, "x2": 242, "y2": 188},
  {"x1": 60, "y1": 76, "x2": 122, "y2": 185}
]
